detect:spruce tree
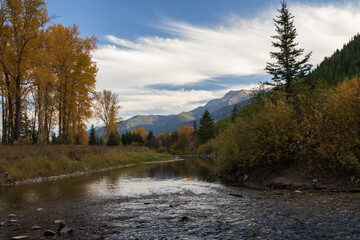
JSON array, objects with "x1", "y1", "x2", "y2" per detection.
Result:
[
  {"x1": 197, "y1": 110, "x2": 215, "y2": 142},
  {"x1": 265, "y1": 0, "x2": 312, "y2": 91},
  {"x1": 107, "y1": 131, "x2": 120, "y2": 146},
  {"x1": 88, "y1": 124, "x2": 97, "y2": 145}
]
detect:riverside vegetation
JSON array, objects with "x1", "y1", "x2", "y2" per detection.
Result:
[{"x1": 0, "y1": 145, "x2": 170, "y2": 183}]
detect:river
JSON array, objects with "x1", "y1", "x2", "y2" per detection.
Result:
[{"x1": 0, "y1": 158, "x2": 359, "y2": 239}]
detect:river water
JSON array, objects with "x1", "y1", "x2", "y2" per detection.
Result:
[{"x1": 0, "y1": 158, "x2": 359, "y2": 239}]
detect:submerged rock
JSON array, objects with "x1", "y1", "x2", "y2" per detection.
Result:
[
  {"x1": 229, "y1": 193, "x2": 244, "y2": 198},
  {"x1": 44, "y1": 230, "x2": 56, "y2": 236},
  {"x1": 180, "y1": 216, "x2": 189, "y2": 222}
]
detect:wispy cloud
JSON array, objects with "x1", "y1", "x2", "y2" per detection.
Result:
[{"x1": 93, "y1": 1, "x2": 360, "y2": 119}]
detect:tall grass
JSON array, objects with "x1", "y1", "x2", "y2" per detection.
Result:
[{"x1": 0, "y1": 145, "x2": 171, "y2": 182}]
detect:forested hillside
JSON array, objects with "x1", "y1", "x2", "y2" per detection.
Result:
[{"x1": 309, "y1": 34, "x2": 360, "y2": 86}]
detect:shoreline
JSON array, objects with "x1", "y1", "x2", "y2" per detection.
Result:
[
  {"x1": 1, "y1": 157, "x2": 184, "y2": 186},
  {"x1": 218, "y1": 173, "x2": 360, "y2": 193}
]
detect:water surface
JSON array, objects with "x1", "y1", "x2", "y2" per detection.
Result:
[{"x1": 0, "y1": 158, "x2": 359, "y2": 239}]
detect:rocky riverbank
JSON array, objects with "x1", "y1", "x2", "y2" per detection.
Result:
[{"x1": 218, "y1": 164, "x2": 360, "y2": 192}]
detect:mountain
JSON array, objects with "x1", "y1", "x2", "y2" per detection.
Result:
[
  {"x1": 96, "y1": 89, "x2": 252, "y2": 136},
  {"x1": 309, "y1": 34, "x2": 360, "y2": 86}
]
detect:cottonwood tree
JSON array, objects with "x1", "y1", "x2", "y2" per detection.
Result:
[
  {"x1": 0, "y1": 0, "x2": 49, "y2": 142},
  {"x1": 45, "y1": 24, "x2": 97, "y2": 144},
  {"x1": 94, "y1": 90, "x2": 121, "y2": 139},
  {"x1": 265, "y1": 0, "x2": 312, "y2": 92}
]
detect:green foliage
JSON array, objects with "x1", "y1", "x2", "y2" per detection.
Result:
[
  {"x1": 197, "y1": 110, "x2": 215, "y2": 142},
  {"x1": 309, "y1": 34, "x2": 360, "y2": 86},
  {"x1": 88, "y1": 124, "x2": 97, "y2": 146},
  {"x1": 107, "y1": 132, "x2": 120, "y2": 146},
  {"x1": 120, "y1": 131, "x2": 144, "y2": 146},
  {"x1": 265, "y1": 0, "x2": 312, "y2": 91}
]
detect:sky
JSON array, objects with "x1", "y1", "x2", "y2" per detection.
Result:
[{"x1": 47, "y1": 0, "x2": 360, "y2": 119}]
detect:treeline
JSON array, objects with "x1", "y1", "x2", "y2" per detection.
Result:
[
  {"x1": 0, "y1": 0, "x2": 97, "y2": 144},
  {"x1": 88, "y1": 109, "x2": 216, "y2": 153},
  {"x1": 309, "y1": 34, "x2": 360, "y2": 86}
]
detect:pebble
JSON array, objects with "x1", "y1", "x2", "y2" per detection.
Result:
[
  {"x1": 295, "y1": 190, "x2": 302, "y2": 193},
  {"x1": 11, "y1": 236, "x2": 29, "y2": 240},
  {"x1": 36, "y1": 208, "x2": 43, "y2": 212},
  {"x1": 180, "y1": 216, "x2": 189, "y2": 222},
  {"x1": 60, "y1": 227, "x2": 74, "y2": 236},
  {"x1": 44, "y1": 230, "x2": 56, "y2": 236},
  {"x1": 31, "y1": 225, "x2": 41, "y2": 230},
  {"x1": 8, "y1": 214, "x2": 16, "y2": 218},
  {"x1": 9, "y1": 219, "x2": 18, "y2": 223},
  {"x1": 0, "y1": 221, "x2": 5, "y2": 226},
  {"x1": 229, "y1": 193, "x2": 244, "y2": 198}
]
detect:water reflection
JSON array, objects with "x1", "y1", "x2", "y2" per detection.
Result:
[{"x1": 0, "y1": 158, "x2": 218, "y2": 210}]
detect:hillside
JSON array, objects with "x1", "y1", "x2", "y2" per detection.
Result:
[
  {"x1": 309, "y1": 34, "x2": 360, "y2": 86},
  {"x1": 96, "y1": 89, "x2": 252, "y2": 136}
]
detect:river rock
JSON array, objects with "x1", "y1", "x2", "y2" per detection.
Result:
[
  {"x1": 229, "y1": 193, "x2": 244, "y2": 198},
  {"x1": 0, "y1": 221, "x2": 5, "y2": 226},
  {"x1": 243, "y1": 174, "x2": 249, "y2": 181},
  {"x1": 180, "y1": 216, "x2": 189, "y2": 222},
  {"x1": 8, "y1": 214, "x2": 16, "y2": 218},
  {"x1": 31, "y1": 225, "x2": 41, "y2": 230},
  {"x1": 11, "y1": 236, "x2": 29, "y2": 240},
  {"x1": 55, "y1": 219, "x2": 66, "y2": 232},
  {"x1": 9, "y1": 219, "x2": 18, "y2": 223},
  {"x1": 44, "y1": 230, "x2": 56, "y2": 236},
  {"x1": 59, "y1": 227, "x2": 74, "y2": 236},
  {"x1": 295, "y1": 190, "x2": 302, "y2": 193},
  {"x1": 36, "y1": 208, "x2": 43, "y2": 212},
  {"x1": 101, "y1": 235, "x2": 113, "y2": 239}
]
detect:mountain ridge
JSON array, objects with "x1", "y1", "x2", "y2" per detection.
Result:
[{"x1": 96, "y1": 89, "x2": 253, "y2": 136}]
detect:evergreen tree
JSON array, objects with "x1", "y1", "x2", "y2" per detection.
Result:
[
  {"x1": 265, "y1": 0, "x2": 312, "y2": 91},
  {"x1": 147, "y1": 130, "x2": 154, "y2": 140},
  {"x1": 107, "y1": 131, "x2": 120, "y2": 146},
  {"x1": 231, "y1": 105, "x2": 240, "y2": 122},
  {"x1": 88, "y1": 124, "x2": 97, "y2": 146},
  {"x1": 197, "y1": 110, "x2": 215, "y2": 142},
  {"x1": 193, "y1": 121, "x2": 197, "y2": 132}
]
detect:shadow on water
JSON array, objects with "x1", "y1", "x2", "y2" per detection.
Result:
[{"x1": 0, "y1": 158, "x2": 218, "y2": 210}]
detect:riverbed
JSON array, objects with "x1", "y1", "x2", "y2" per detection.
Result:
[{"x1": 0, "y1": 158, "x2": 359, "y2": 239}]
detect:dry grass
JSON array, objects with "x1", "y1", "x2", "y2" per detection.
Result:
[{"x1": 0, "y1": 145, "x2": 171, "y2": 182}]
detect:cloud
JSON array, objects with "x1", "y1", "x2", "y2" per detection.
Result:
[{"x1": 92, "y1": 1, "x2": 360, "y2": 119}]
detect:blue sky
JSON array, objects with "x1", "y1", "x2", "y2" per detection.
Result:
[{"x1": 47, "y1": 0, "x2": 360, "y2": 119}]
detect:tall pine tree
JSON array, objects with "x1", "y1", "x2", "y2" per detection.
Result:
[
  {"x1": 88, "y1": 124, "x2": 97, "y2": 146},
  {"x1": 197, "y1": 110, "x2": 215, "y2": 142},
  {"x1": 265, "y1": 0, "x2": 312, "y2": 91}
]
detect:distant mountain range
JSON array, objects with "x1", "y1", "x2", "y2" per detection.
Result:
[{"x1": 96, "y1": 89, "x2": 252, "y2": 136}]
